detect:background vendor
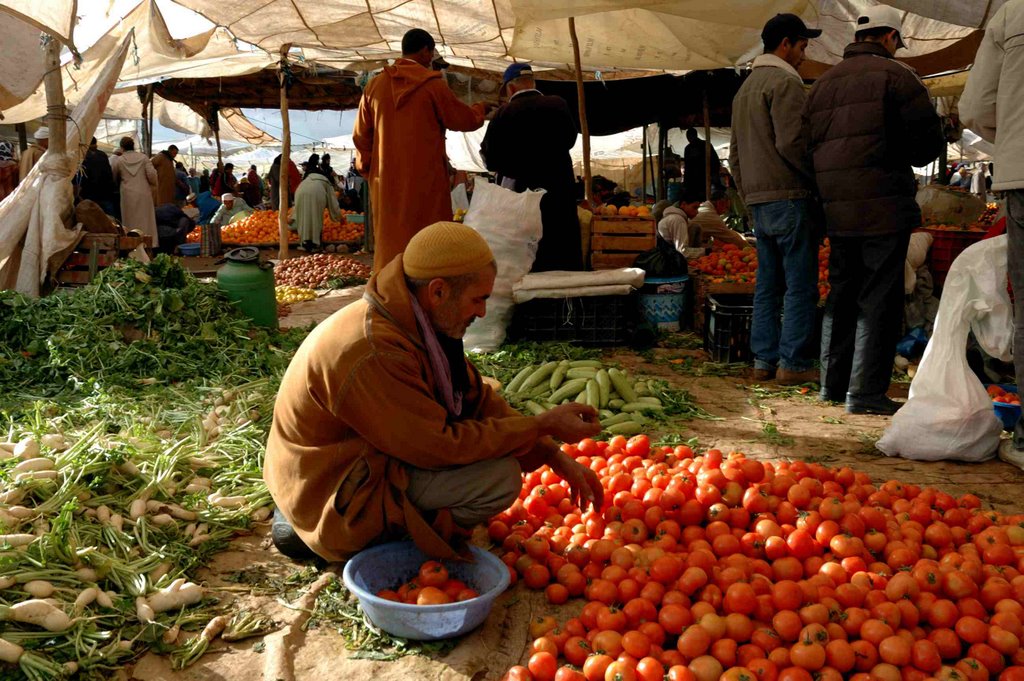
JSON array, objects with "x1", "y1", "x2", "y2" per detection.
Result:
[{"x1": 265, "y1": 221, "x2": 603, "y2": 562}]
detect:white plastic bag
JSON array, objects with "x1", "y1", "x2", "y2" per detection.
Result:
[
  {"x1": 877, "y1": 235, "x2": 1011, "y2": 462},
  {"x1": 451, "y1": 184, "x2": 469, "y2": 213},
  {"x1": 462, "y1": 182, "x2": 544, "y2": 352}
]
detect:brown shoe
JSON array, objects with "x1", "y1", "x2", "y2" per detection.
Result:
[
  {"x1": 752, "y1": 368, "x2": 776, "y2": 382},
  {"x1": 776, "y1": 368, "x2": 820, "y2": 386}
]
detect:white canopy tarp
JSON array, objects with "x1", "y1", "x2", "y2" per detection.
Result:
[
  {"x1": 0, "y1": 36, "x2": 132, "y2": 296},
  {"x1": 0, "y1": 1, "x2": 77, "y2": 50}
]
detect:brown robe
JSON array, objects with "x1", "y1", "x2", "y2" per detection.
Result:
[
  {"x1": 264, "y1": 255, "x2": 550, "y2": 562},
  {"x1": 353, "y1": 59, "x2": 486, "y2": 273},
  {"x1": 150, "y1": 151, "x2": 176, "y2": 205}
]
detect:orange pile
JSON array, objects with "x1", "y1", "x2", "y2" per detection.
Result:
[
  {"x1": 222, "y1": 210, "x2": 296, "y2": 245},
  {"x1": 600, "y1": 205, "x2": 653, "y2": 218},
  {"x1": 693, "y1": 243, "x2": 757, "y2": 283},
  {"x1": 988, "y1": 386, "x2": 1020, "y2": 406},
  {"x1": 323, "y1": 209, "x2": 365, "y2": 243}
]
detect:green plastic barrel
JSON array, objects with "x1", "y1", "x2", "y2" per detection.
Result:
[{"x1": 216, "y1": 247, "x2": 278, "y2": 329}]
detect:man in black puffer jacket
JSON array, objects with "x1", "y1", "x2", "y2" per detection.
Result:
[{"x1": 805, "y1": 6, "x2": 943, "y2": 415}]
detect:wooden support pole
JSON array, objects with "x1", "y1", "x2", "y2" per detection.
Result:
[
  {"x1": 568, "y1": 18, "x2": 592, "y2": 206},
  {"x1": 148, "y1": 88, "x2": 155, "y2": 156},
  {"x1": 703, "y1": 88, "x2": 712, "y2": 202},
  {"x1": 278, "y1": 50, "x2": 291, "y2": 258},
  {"x1": 43, "y1": 36, "x2": 66, "y2": 156},
  {"x1": 641, "y1": 124, "x2": 648, "y2": 205},
  {"x1": 15, "y1": 123, "x2": 27, "y2": 153}
]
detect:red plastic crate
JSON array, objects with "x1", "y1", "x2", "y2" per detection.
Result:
[{"x1": 923, "y1": 227, "x2": 986, "y2": 288}]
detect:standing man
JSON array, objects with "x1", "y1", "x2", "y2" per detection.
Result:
[
  {"x1": 186, "y1": 168, "x2": 201, "y2": 196},
  {"x1": 960, "y1": 0, "x2": 1024, "y2": 463},
  {"x1": 805, "y1": 6, "x2": 943, "y2": 414},
  {"x1": 480, "y1": 63, "x2": 581, "y2": 271},
  {"x1": 682, "y1": 128, "x2": 721, "y2": 198},
  {"x1": 730, "y1": 13, "x2": 822, "y2": 385},
  {"x1": 19, "y1": 127, "x2": 48, "y2": 181},
  {"x1": 77, "y1": 137, "x2": 117, "y2": 216},
  {"x1": 110, "y1": 136, "x2": 158, "y2": 244},
  {"x1": 151, "y1": 144, "x2": 179, "y2": 206},
  {"x1": 353, "y1": 28, "x2": 487, "y2": 273}
]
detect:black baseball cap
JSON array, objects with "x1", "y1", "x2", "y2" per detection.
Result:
[{"x1": 761, "y1": 14, "x2": 822, "y2": 50}]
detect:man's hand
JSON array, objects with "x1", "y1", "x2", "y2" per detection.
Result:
[
  {"x1": 549, "y1": 450, "x2": 604, "y2": 511},
  {"x1": 535, "y1": 403, "x2": 601, "y2": 444}
]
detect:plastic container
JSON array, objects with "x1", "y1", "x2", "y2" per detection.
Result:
[
  {"x1": 924, "y1": 227, "x2": 986, "y2": 288},
  {"x1": 988, "y1": 384, "x2": 1021, "y2": 431},
  {"x1": 704, "y1": 293, "x2": 754, "y2": 363},
  {"x1": 345, "y1": 214, "x2": 366, "y2": 224},
  {"x1": 342, "y1": 541, "x2": 510, "y2": 641},
  {"x1": 509, "y1": 293, "x2": 636, "y2": 346},
  {"x1": 216, "y1": 247, "x2": 278, "y2": 329},
  {"x1": 178, "y1": 243, "x2": 201, "y2": 257},
  {"x1": 639, "y1": 275, "x2": 689, "y2": 332}
]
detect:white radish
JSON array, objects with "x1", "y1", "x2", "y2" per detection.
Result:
[
  {"x1": 110, "y1": 514, "x2": 124, "y2": 532},
  {"x1": 13, "y1": 438, "x2": 39, "y2": 460},
  {"x1": 0, "y1": 489, "x2": 24, "y2": 504},
  {"x1": 13, "y1": 457, "x2": 54, "y2": 473},
  {"x1": 6, "y1": 506, "x2": 33, "y2": 519},
  {"x1": 150, "y1": 513, "x2": 176, "y2": 527},
  {"x1": 189, "y1": 533, "x2": 210, "y2": 547},
  {"x1": 62, "y1": 661, "x2": 78, "y2": 675},
  {"x1": 119, "y1": 461, "x2": 140, "y2": 476},
  {"x1": 199, "y1": 614, "x2": 229, "y2": 642},
  {"x1": 15, "y1": 470, "x2": 58, "y2": 483},
  {"x1": 23, "y1": 581, "x2": 54, "y2": 598},
  {"x1": 74, "y1": 588, "x2": 98, "y2": 612},
  {"x1": 184, "y1": 523, "x2": 196, "y2": 536},
  {"x1": 0, "y1": 638, "x2": 23, "y2": 663},
  {"x1": 117, "y1": 640, "x2": 133, "y2": 650},
  {"x1": 208, "y1": 493, "x2": 246, "y2": 509},
  {"x1": 184, "y1": 482, "x2": 210, "y2": 494},
  {"x1": 129, "y1": 499, "x2": 147, "y2": 520},
  {"x1": 149, "y1": 562, "x2": 172, "y2": 583},
  {"x1": 162, "y1": 623, "x2": 181, "y2": 645},
  {"x1": 146, "y1": 581, "x2": 204, "y2": 613},
  {"x1": 75, "y1": 567, "x2": 98, "y2": 582},
  {"x1": 251, "y1": 506, "x2": 273, "y2": 522},
  {"x1": 0, "y1": 534, "x2": 35, "y2": 547},
  {"x1": 40, "y1": 434, "x2": 67, "y2": 451},
  {"x1": 166, "y1": 505, "x2": 197, "y2": 521},
  {"x1": 135, "y1": 597, "x2": 155, "y2": 624},
  {"x1": 0, "y1": 577, "x2": 15, "y2": 589},
  {"x1": 0, "y1": 441, "x2": 14, "y2": 452},
  {"x1": 0, "y1": 600, "x2": 72, "y2": 631},
  {"x1": 96, "y1": 505, "x2": 111, "y2": 524},
  {"x1": 95, "y1": 590, "x2": 114, "y2": 609}
]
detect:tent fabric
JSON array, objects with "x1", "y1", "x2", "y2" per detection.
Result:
[
  {"x1": 0, "y1": 1, "x2": 77, "y2": 50},
  {"x1": 0, "y1": 36, "x2": 132, "y2": 296},
  {"x1": 0, "y1": 13, "x2": 48, "y2": 111}
]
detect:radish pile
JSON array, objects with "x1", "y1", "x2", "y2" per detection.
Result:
[{"x1": 493, "y1": 435, "x2": 1024, "y2": 681}]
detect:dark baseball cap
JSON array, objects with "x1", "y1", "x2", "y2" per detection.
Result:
[
  {"x1": 503, "y1": 62, "x2": 533, "y2": 85},
  {"x1": 761, "y1": 13, "x2": 822, "y2": 50}
]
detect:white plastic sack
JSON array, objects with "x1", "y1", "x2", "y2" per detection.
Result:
[
  {"x1": 905, "y1": 232, "x2": 932, "y2": 294},
  {"x1": 451, "y1": 184, "x2": 469, "y2": 214},
  {"x1": 877, "y1": 235, "x2": 1011, "y2": 462},
  {"x1": 462, "y1": 182, "x2": 544, "y2": 352}
]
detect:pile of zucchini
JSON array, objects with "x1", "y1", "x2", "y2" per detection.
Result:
[{"x1": 502, "y1": 360, "x2": 664, "y2": 435}]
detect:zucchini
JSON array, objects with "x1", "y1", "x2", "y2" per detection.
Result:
[
  {"x1": 549, "y1": 360, "x2": 571, "y2": 391},
  {"x1": 620, "y1": 402, "x2": 665, "y2": 413},
  {"x1": 550, "y1": 378, "x2": 589, "y2": 403},
  {"x1": 634, "y1": 381, "x2": 651, "y2": 396},
  {"x1": 600, "y1": 412, "x2": 635, "y2": 427},
  {"x1": 575, "y1": 389, "x2": 588, "y2": 404},
  {"x1": 520, "y1": 361, "x2": 559, "y2": 392},
  {"x1": 598, "y1": 409, "x2": 616, "y2": 420},
  {"x1": 637, "y1": 396, "x2": 663, "y2": 406},
  {"x1": 606, "y1": 421, "x2": 643, "y2": 435},
  {"x1": 527, "y1": 384, "x2": 552, "y2": 399},
  {"x1": 585, "y1": 380, "x2": 600, "y2": 410},
  {"x1": 506, "y1": 365, "x2": 535, "y2": 394},
  {"x1": 566, "y1": 367, "x2": 598, "y2": 380},
  {"x1": 524, "y1": 400, "x2": 547, "y2": 416},
  {"x1": 608, "y1": 398, "x2": 625, "y2": 410},
  {"x1": 569, "y1": 360, "x2": 604, "y2": 368},
  {"x1": 596, "y1": 369, "x2": 611, "y2": 408},
  {"x1": 608, "y1": 368, "x2": 638, "y2": 403}
]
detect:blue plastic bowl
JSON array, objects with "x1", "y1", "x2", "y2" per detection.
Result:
[
  {"x1": 988, "y1": 384, "x2": 1021, "y2": 431},
  {"x1": 342, "y1": 541, "x2": 509, "y2": 641},
  {"x1": 178, "y1": 243, "x2": 201, "y2": 256}
]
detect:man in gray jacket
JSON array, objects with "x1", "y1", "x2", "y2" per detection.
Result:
[
  {"x1": 730, "y1": 14, "x2": 821, "y2": 385},
  {"x1": 961, "y1": 0, "x2": 1024, "y2": 466}
]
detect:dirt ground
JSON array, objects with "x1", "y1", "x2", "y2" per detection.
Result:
[{"x1": 124, "y1": 290, "x2": 1024, "y2": 681}]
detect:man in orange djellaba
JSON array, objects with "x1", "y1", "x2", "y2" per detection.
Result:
[{"x1": 353, "y1": 29, "x2": 488, "y2": 273}]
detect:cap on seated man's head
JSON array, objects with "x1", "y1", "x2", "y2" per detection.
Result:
[{"x1": 403, "y1": 222, "x2": 494, "y2": 279}]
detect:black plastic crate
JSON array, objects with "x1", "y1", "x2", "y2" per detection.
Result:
[
  {"x1": 509, "y1": 294, "x2": 636, "y2": 346},
  {"x1": 704, "y1": 293, "x2": 754, "y2": 363}
]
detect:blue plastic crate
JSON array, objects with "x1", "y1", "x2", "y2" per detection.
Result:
[{"x1": 988, "y1": 384, "x2": 1020, "y2": 431}]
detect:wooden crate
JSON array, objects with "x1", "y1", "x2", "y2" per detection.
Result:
[
  {"x1": 589, "y1": 216, "x2": 656, "y2": 270},
  {"x1": 56, "y1": 233, "x2": 149, "y2": 285}
]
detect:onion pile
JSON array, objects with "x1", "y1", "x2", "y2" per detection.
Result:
[{"x1": 274, "y1": 254, "x2": 371, "y2": 289}]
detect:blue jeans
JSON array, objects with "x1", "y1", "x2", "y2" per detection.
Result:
[{"x1": 749, "y1": 200, "x2": 820, "y2": 372}]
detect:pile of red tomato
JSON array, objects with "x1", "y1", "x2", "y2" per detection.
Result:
[
  {"x1": 693, "y1": 242, "x2": 832, "y2": 303},
  {"x1": 987, "y1": 386, "x2": 1021, "y2": 407},
  {"x1": 375, "y1": 560, "x2": 480, "y2": 605},
  {"x1": 492, "y1": 435, "x2": 1024, "y2": 681}
]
